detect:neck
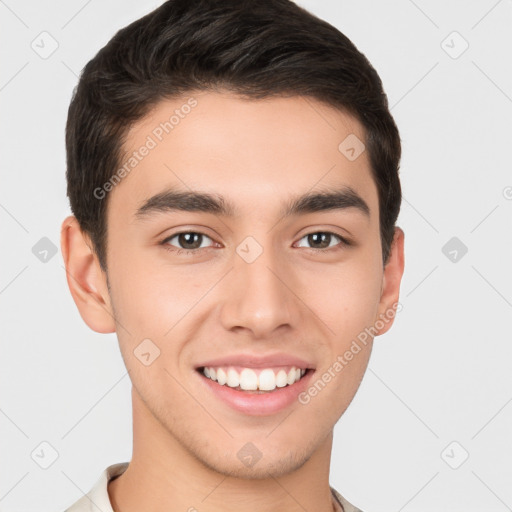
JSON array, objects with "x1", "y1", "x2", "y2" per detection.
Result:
[{"x1": 108, "y1": 387, "x2": 338, "y2": 512}]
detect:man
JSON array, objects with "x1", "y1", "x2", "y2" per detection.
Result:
[{"x1": 60, "y1": 0, "x2": 405, "y2": 510}]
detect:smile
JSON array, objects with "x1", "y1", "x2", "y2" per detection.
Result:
[{"x1": 200, "y1": 366, "x2": 308, "y2": 392}]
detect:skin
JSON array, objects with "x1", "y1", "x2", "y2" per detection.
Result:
[{"x1": 61, "y1": 91, "x2": 405, "y2": 512}]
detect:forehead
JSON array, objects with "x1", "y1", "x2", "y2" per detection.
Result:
[{"x1": 108, "y1": 91, "x2": 378, "y2": 221}]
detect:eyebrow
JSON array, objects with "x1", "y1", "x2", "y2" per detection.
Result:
[{"x1": 134, "y1": 186, "x2": 370, "y2": 220}]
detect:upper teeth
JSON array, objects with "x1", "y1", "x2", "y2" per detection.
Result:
[{"x1": 202, "y1": 366, "x2": 306, "y2": 391}]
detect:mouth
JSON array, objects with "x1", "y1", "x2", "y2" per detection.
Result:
[
  {"x1": 193, "y1": 354, "x2": 316, "y2": 415},
  {"x1": 196, "y1": 365, "x2": 312, "y2": 394}
]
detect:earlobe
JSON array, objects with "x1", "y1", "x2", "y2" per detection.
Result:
[
  {"x1": 374, "y1": 227, "x2": 405, "y2": 336},
  {"x1": 60, "y1": 215, "x2": 117, "y2": 334}
]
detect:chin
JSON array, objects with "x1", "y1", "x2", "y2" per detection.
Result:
[{"x1": 197, "y1": 447, "x2": 313, "y2": 480}]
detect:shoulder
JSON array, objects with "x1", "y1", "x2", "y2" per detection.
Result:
[
  {"x1": 331, "y1": 486, "x2": 365, "y2": 512},
  {"x1": 63, "y1": 462, "x2": 129, "y2": 512}
]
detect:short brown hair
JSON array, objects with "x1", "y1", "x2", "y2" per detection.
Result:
[{"x1": 65, "y1": 0, "x2": 401, "y2": 271}]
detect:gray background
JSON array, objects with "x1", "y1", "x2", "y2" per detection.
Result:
[{"x1": 1, "y1": 0, "x2": 511, "y2": 510}]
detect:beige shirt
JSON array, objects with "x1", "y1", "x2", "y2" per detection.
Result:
[{"x1": 64, "y1": 462, "x2": 363, "y2": 512}]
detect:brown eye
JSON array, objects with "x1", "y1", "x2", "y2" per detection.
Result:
[
  {"x1": 295, "y1": 232, "x2": 349, "y2": 251},
  {"x1": 162, "y1": 231, "x2": 214, "y2": 253}
]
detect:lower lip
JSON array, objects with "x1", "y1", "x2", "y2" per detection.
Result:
[{"x1": 197, "y1": 369, "x2": 315, "y2": 416}]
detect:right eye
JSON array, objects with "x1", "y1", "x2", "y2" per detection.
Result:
[{"x1": 160, "y1": 231, "x2": 217, "y2": 255}]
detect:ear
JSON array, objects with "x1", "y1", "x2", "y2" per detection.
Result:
[
  {"x1": 374, "y1": 227, "x2": 405, "y2": 336},
  {"x1": 60, "y1": 215, "x2": 116, "y2": 333}
]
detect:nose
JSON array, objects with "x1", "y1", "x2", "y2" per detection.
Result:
[{"x1": 219, "y1": 237, "x2": 300, "y2": 339}]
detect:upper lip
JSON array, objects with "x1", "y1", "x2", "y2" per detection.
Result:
[{"x1": 196, "y1": 352, "x2": 315, "y2": 370}]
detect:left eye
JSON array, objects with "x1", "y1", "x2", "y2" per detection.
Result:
[{"x1": 295, "y1": 232, "x2": 346, "y2": 251}]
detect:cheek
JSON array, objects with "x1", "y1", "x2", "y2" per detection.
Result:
[
  {"x1": 300, "y1": 255, "x2": 383, "y2": 343},
  {"x1": 107, "y1": 242, "x2": 203, "y2": 336}
]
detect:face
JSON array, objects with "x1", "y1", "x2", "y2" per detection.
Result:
[{"x1": 64, "y1": 91, "x2": 404, "y2": 479}]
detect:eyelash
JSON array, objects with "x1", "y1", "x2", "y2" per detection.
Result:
[{"x1": 160, "y1": 230, "x2": 352, "y2": 256}]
